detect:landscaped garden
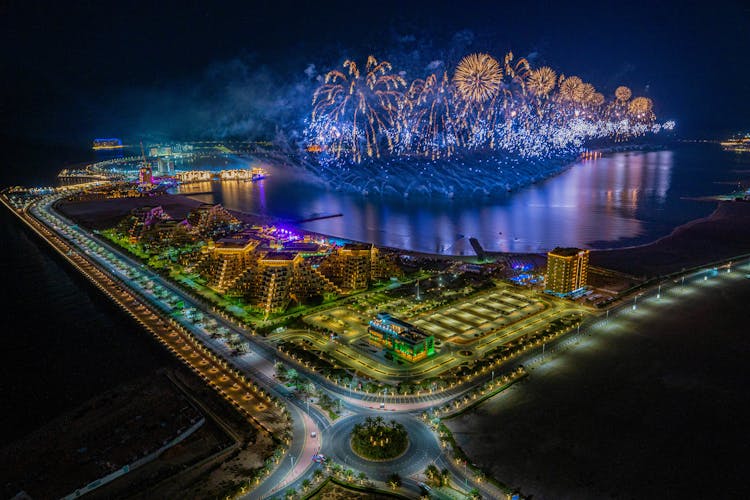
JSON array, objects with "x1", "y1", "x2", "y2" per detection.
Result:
[{"x1": 350, "y1": 417, "x2": 409, "y2": 460}]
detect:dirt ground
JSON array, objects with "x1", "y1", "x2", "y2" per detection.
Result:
[
  {"x1": 446, "y1": 271, "x2": 750, "y2": 499},
  {"x1": 0, "y1": 364, "x2": 275, "y2": 500},
  {"x1": 0, "y1": 369, "x2": 214, "y2": 499},
  {"x1": 590, "y1": 200, "x2": 750, "y2": 277},
  {"x1": 57, "y1": 195, "x2": 204, "y2": 230},
  {"x1": 310, "y1": 480, "x2": 402, "y2": 500},
  {"x1": 92, "y1": 369, "x2": 275, "y2": 500}
]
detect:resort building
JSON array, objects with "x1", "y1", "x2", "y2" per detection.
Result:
[
  {"x1": 368, "y1": 312, "x2": 435, "y2": 362},
  {"x1": 187, "y1": 203, "x2": 240, "y2": 237},
  {"x1": 545, "y1": 247, "x2": 589, "y2": 295},
  {"x1": 319, "y1": 243, "x2": 398, "y2": 291},
  {"x1": 255, "y1": 252, "x2": 303, "y2": 314},
  {"x1": 201, "y1": 234, "x2": 260, "y2": 293},
  {"x1": 119, "y1": 206, "x2": 168, "y2": 242}
]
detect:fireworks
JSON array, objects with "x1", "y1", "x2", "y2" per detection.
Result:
[
  {"x1": 615, "y1": 86, "x2": 632, "y2": 102},
  {"x1": 453, "y1": 53, "x2": 503, "y2": 103},
  {"x1": 311, "y1": 56, "x2": 405, "y2": 162},
  {"x1": 527, "y1": 67, "x2": 557, "y2": 97},
  {"x1": 628, "y1": 96, "x2": 655, "y2": 122},
  {"x1": 308, "y1": 51, "x2": 670, "y2": 166},
  {"x1": 558, "y1": 76, "x2": 584, "y2": 103}
]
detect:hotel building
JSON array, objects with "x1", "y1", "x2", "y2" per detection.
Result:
[
  {"x1": 202, "y1": 234, "x2": 260, "y2": 293},
  {"x1": 545, "y1": 247, "x2": 589, "y2": 295}
]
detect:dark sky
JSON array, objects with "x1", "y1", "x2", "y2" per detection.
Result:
[{"x1": 2, "y1": 0, "x2": 748, "y2": 147}]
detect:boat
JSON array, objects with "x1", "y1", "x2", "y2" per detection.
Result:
[{"x1": 251, "y1": 167, "x2": 268, "y2": 181}]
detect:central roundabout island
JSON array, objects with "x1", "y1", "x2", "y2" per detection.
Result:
[{"x1": 350, "y1": 416, "x2": 410, "y2": 461}]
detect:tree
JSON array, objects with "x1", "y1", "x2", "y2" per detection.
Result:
[
  {"x1": 301, "y1": 479, "x2": 311, "y2": 491},
  {"x1": 424, "y1": 464, "x2": 440, "y2": 486},
  {"x1": 469, "y1": 487, "x2": 482, "y2": 499},
  {"x1": 344, "y1": 468, "x2": 354, "y2": 482},
  {"x1": 387, "y1": 472, "x2": 402, "y2": 490},
  {"x1": 441, "y1": 468, "x2": 450, "y2": 487}
]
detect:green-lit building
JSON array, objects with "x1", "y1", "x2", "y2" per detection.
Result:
[{"x1": 368, "y1": 312, "x2": 435, "y2": 362}]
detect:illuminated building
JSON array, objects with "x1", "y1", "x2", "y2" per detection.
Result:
[
  {"x1": 545, "y1": 247, "x2": 589, "y2": 295},
  {"x1": 187, "y1": 203, "x2": 240, "y2": 237},
  {"x1": 256, "y1": 252, "x2": 303, "y2": 313},
  {"x1": 368, "y1": 312, "x2": 435, "y2": 362},
  {"x1": 157, "y1": 158, "x2": 175, "y2": 175},
  {"x1": 319, "y1": 243, "x2": 375, "y2": 291},
  {"x1": 92, "y1": 138, "x2": 123, "y2": 150},
  {"x1": 202, "y1": 234, "x2": 260, "y2": 293},
  {"x1": 339, "y1": 243, "x2": 373, "y2": 290},
  {"x1": 138, "y1": 163, "x2": 153, "y2": 185},
  {"x1": 120, "y1": 206, "x2": 168, "y2": 242}
]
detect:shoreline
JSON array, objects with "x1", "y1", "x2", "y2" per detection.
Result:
[
  {"x1": 203, "y1": 192, "x2": 750, "y2": 278},
  {"x1": 57, "y1": 189, "x2": 750, "y2": 279}
]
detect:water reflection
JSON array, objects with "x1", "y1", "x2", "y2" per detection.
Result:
[{"x1": 177, "y1": 148, "x2": 727, "y2": 254}]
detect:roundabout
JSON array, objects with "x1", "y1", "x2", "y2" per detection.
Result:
[
  {"x1": 350, "y1": 416, "x2": 409, "y2": 461},
  {"x1": 323, "y1": 412, "x2": 441, "y2": 481}
]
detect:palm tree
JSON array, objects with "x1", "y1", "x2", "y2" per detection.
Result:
[
  {"x1": 344, "y1": 468, "x2": 354, "y2": 482},
  {"x1": 301, "y1": 478, "x2": 311, "y2": 491},
  {"x1": 424, "y1": 464, "x2": 440, "y2": 485},
  {"x1": 387, "y1": 472, "x2": 402, "y2": 490},
  {"x1": 441, "y1": 468, "x2": 450, "y2": 487}
]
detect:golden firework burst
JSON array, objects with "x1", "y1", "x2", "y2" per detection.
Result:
[
  {"x1": 527, "y1": 67, "x2": 557, "y2": 97},
  {"x1": 559, "y1": 76, "x2": 584, "y2": 102},
  {"x1": 615, "y1": 86, "x2": 632, "y2": 102},
  {"x1": 453, "y1": 53, "x2": 503, "y2": 103}
]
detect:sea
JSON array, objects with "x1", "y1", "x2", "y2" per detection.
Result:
[{"x1": 178, "y1": 142, "x2": 750, "y2": 254}]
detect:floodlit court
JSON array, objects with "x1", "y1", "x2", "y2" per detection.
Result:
[
  {"x1": 306, "y1": 307, "x2": 371, "y2": 341},
  {"x1": 412, "y1": 289, "x2": 547, "y2": 341}
]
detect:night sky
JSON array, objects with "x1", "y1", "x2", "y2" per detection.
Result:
[{"x1": 2, "y1": 0, "x2": 748, "y2": 149}]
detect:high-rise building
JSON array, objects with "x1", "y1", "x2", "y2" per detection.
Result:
[
  {"x1": 157, "y1": 158, "x2": 175, "y2": 175},
  {"x1": 138, "y1": 163, "x2": 152, "y2": 185},
  {"x1": 545, "y1": 247, "x2": 589, "y2": 295}
]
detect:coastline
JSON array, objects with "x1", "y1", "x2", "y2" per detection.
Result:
[{"x1": 57, "y1": 190, "x2": 750, "y2": 280}]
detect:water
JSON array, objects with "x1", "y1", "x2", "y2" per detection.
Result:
[
  {"x1": 0, "y1": 208, "x2": 174, "y2": 446},
  {"x1": 179, "y1": 143, "x2": 749, "y2": 254}
]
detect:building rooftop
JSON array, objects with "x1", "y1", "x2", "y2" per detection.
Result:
[
  {"x1": 342, "y1": 243, "x2": 372, "y2": 252},
  {"x1": 260, "y1": 251, "x2": 298, "y2": 262},
  {"x1": 215, "y1": 234, "x2": 258, "y2": 249},
  {"x1": 283, "y1": 242, "x2": 320, "y2": 252},
  {"x1": 371, "y1": 312, "x2": 430, "y2": 345},
  {"x1": 548, "y1": 247, "x2": 587, "y2": 257}
]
